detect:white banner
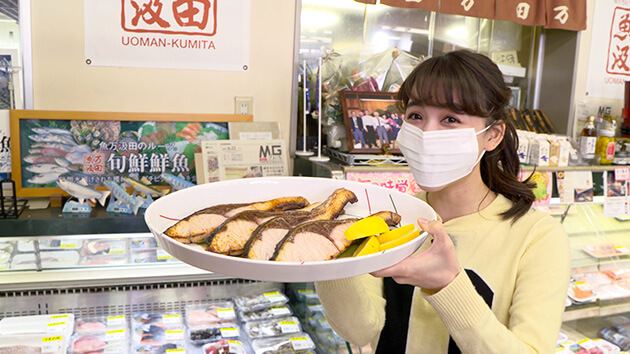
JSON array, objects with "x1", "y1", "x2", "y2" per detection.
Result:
[
  {"x1": 84, "y1": 0, "x2": 250, "y2": 71},
  {"x1": 586, "y1": 0, "x2": 630, "y2": 99}
]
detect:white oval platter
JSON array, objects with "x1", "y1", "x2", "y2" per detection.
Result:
[{"x1": 144, "y1": 176, "x2": 436, "y2": 282}]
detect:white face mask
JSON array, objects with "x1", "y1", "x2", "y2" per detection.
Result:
[{"x1": 397, "y1": 122, "x2": 492, "y2": 188}]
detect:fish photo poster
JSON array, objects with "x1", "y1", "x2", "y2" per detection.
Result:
[{"x1": 10, "y1": 110, "x2": 252, "y2": 197}]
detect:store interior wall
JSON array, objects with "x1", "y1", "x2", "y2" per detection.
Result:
[{"x1": 28, "y1": 0, "x2": 296, "y2": 150}]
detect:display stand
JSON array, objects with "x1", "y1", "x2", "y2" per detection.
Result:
[
  {"x1": 106, "y1": 197, "x2": 134, "y2": 215},
  {"x1": 0, "y1": 179, "x2": 25, "y2": 218},
  {"x1": 62, "y1": 200, "x2": 92, "y2": 214}
]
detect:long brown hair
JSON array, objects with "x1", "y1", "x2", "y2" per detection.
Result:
[{"x1": 397, "y1": 50, "x2": 535, "y2": 221}]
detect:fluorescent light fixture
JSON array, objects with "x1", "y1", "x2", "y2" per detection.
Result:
[
  {"x1": 302, "y1": 10, "x2": 339, "y2": 28},
  {"x1": 447, "y1": 26, "x2": 468, "y2": 39}
]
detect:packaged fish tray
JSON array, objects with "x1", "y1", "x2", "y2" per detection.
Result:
[
  {"x1": 81, "y1": 253, "x2": 129, "y2": 266},
  {"x1": 244, "y1": 316, "x2": 302, "y2": 339},
  {"x1": 130, "y1": 249, "x2": 158, "y2": 263},
  {"x1": 308, "y1": 313, "x2": 332, "y2": 332},
  {"x1": 82, "y1": 238, "x2": 127, "y2": 257},
  {"x1": 74, "y1": 315, "x2": 128, "y2": 336},
  {"x1": 0, "y1": 313, "x2": 75, "y2": 337},
  {"x1": 132, "y1": 323, "x2": 185, "y2": 346},
  {"x1": 202, "y1": 339, "x2": 249, "y2": 354},
  {"x1": 233, "y1": 290, "x2": 290, "y2": 313},
  {"x1": 238, "y1": 305, "x2": 293, "y2": 323},
  {"x1": 0, "y1": 333, "x2": 70, "y2": 354},
  {"x1": 250, "y1": 333, "x2": 316, "y2": 354},
  {"x1": 11, "y1": 250, "x2": 80, "y2": 270},
  {"x1": 292, "y1": 288, "x2": 320, "y2": 303},
  {"x1": 68, "y1": 334, "x2": 128, "y2": 353},
  {"x1": 17, "y1": 238, "x2": 82, "y2": 252},
  {"x1": 188, "y1": 324, "x2": 241, "y2": 346},
  {"x1": 185, "y1": 301, "x2": 237, "y2": 327},
  {"x1": 130, "y1": 237, "x2": 159, "y2": 250},
  {"x1": 132, "y1": 312, "x2": 183, "y2": 327},
  {"x1": 131, "y1": 341, "x2": 187, "y2": 353}
]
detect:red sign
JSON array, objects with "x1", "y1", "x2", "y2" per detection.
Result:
[
  {"x1": 121, "y1": 0, "x2": 217, "y2": 36},
  {"x1": 607, "y1": 7, "x2": 630, "y2": 76}
]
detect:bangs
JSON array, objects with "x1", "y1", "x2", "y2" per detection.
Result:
[{"x1": 397, "y1": 51, "x2": 510, "y2": 119}]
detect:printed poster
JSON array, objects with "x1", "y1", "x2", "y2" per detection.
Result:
[
  {"x1": 84, "y1": 0, "x2": 250, "y2": 71},
  {"x1": 200, "y1": 139, "x2": 288, "y2": 183},
  {"x1": 586, "y1": 0, "x2": 630, "y2": 99},
  {"x1": 345, "y1": 171, "x2": 421, "y2": 196},
  {"x1": 519, "y1": 171, "x2": 553, "y2": 206},
  {"x1": 604, "y1": 168, "x2": 630, "y2": 217},
  {"x1": 556, "y1": 170, "x2": 594, "y2": 203},
  {"x1": 18, "y1": 119, "x2": 228, "y2": 188},
  {"x1": 0, "y1": 110, "x2": 9, "y2": 173}
]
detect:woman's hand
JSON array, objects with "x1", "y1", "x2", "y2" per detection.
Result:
[{"x1": 371, "y1": 219, "x2": 462, "y2": 292}]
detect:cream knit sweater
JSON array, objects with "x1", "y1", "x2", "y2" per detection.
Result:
[{"x1": 315, "y1": 193, "x2": 570, "y2": 353}]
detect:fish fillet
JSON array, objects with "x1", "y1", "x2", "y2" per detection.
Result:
[
  {"x1": 272, "y1": 211, "x2": 401, "y2": 262},
  {"x1": 163, "y1": 196, "x2": 309, "y2": 244},
  {"x1": 243, "y1": 188, "x2": 358, "y2": 260}
]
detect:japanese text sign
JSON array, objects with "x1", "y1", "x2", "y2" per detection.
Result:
[
  {"x1": 345, "y1": 171, "x2": 421, "y2": 196},
  {"x1": 84, "y1": 0, "x2": 250, "y2": 71}
]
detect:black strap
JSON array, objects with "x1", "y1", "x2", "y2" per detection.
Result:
[{"x1": 375, "y1": 277, "x2": 415, "y2": 354}]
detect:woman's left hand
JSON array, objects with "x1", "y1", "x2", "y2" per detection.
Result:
[{"x1": 371, "y1": 219, "x2": 462, "y2": 291}]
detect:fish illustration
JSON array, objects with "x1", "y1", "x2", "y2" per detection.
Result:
[
  {"x1": 31, "y1": 142, "x2": 74, "y2": 151},
  {"x1": 24, "y1": 154, "x2": 57, "y2": 164},
  {"x1": 28, "y1": 134, "x2": 76, "y2": 146},
  {"x1": 31, "y1": 127, "x2": 73, "y2": 136},
  {"x1": 103, "y1": 180, "x2": 144, "y2": 215},
  {"x1": 123, "y1": 177, "x2": 168, "y2": 198},
  {"x1": 26, "y1": 164, "x2": 69, "y2": 174},
  {"x1": 161, "y1": 173, "x2": 195, "y2": 191},
  {"x1": 57, "y1": 178, "x2": 110, "y2": 206},
  {"x1": 40, "y1": 147, "x2": 69, "y2": 157},
  {"x1": 28, "y1": 173, "x2": 63, "y2": 185}
]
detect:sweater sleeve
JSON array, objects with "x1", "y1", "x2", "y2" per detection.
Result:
[
  {"x1": 314, "y1": 274, "x2": 386, "y2": 347},
  {"x1": 423, "y1": 216, "x2": 570, "y2": 353}
]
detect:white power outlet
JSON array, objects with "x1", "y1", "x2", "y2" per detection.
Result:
[{"x1": 234, "y1": 97, "x2": 253, "y2": 115}]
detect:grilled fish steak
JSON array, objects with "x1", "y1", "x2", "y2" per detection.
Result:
[
  {"x1": 272, "y1": 211, "x2": 402, "y2": 262},
  {"x1": 163, "y1": 196, "x2": 309, "y2": 244},
  {"x1": 243, "y1": 188, "x2": 358, "y2": 260}
]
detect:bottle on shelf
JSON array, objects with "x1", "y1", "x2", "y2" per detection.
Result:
[
  {"x1": 595, "y1": 120, "x2": 616, "y2": 165},
  {"x1": 579, "y1": 115, "x2": 597, "y2": 162}
]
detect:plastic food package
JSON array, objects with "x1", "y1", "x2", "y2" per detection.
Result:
[
  {"x1": 0, "y1": 241, "x2": 14, "y2": 268},
  {"x1": 239, "y1": 305, "x2": 293, "y2": 323},
  {"x1": 11, "y1": 250, "x2": 80, "y2": 270},
  {"x1": 188, "y1": 324, "x2": 240, "y2": 346},
  {"x1": 250, "y1": 333, "x2": 316, "y2": 354},
  {"x1": 130, "y1": 237, "x2": 158, "y2": 250},
  {"x1": 131, "y1": 341, "x2": 187, "y2": 353},
  {"x1": 81, "y1": 253, "x2": 129, "y2": 266},
  {"x1": 0, "y1": 333, "x2": 70, "y2": 354},
  {"x1": 82, "y1": 238, "x2": 127, "y2": 257},
  {"x1": 292, "y1": 289, "x2": 319, "y2": 303},
  {"x1": 245, "y1": 316, "x2": 302, "y2": 339},
  {"x1": 233, "y1": 290, "x2": 290, "y2": 313},
  {"x1": 202, "y1": 339, "x2": 248, "y2": 354},
  {"x1": 68, "y1": 334, "x2": 128, "y2": 353},
  {"x1": 17, "y1": 238, "x2": 82, "y2": 252},
  {"x1": 132, "y1": 323, "x2": 185, "y2": 346},
  {"x1": 0, "y1": 313, "x2": 75, "y2": 337},
  {"x1": 185, "y1": 301, "x2": 237, "y2": 327},
  {"x1": 74, "y1": 315, "x2": 128, "y2": 336}
]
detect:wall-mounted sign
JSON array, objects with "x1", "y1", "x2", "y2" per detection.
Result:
[
  {"x1": 84, "y1": 0, "x2": 250, "y2": 71},
  {"x1": 10, "y1": 110, "x2": 252, "y2": 197}
]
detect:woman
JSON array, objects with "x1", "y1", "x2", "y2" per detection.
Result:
[{"x1": 315, "y1": 50, "x2": 570, "y2": 353}]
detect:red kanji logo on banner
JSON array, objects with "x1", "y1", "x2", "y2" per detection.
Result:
[
  {"x1": 607, "y1": 7, "x2": 630, "y2": 76},
  {"x1": 84, "y1": 151, "x2": 106, "y2": 175},
  {"x1": 122, "y1": 0, "x2": 217, "y2": 36}
]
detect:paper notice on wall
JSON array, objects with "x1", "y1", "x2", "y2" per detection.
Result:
[
  {"x1": 84, "y1": 0, "x2": 250, "y2": 71},
  {"x1": 585, "y1": 1, "x2": 630, "y2": 99},
  {"x1": 200, "y1": 140, "x2": 288, "y2": 184},
  {"x1": 604, "y1": 168, "x2": 630, "y2": 217},
  {"x1": 0, "y1": 110, "x2": 10, "y2": 173},
  {"x1": 556, "y1": 170, "x2": 594, "y2": 203}
]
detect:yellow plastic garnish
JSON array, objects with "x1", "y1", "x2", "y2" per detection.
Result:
[
  {"x1": 376, "y1": 224, "x2": 416, "y2": 244},
  {"x1": 380, "y1": 229, "x2": 421, "y2": 251},
  {"x1": 344, "y1": 216, "x2": 390, "y2": 241},
  {"x1": 352, "y1": 236, "x2": 380, "y2": 257}
]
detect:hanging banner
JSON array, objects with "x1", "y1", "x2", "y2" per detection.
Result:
[
  {"x1": 585, "y1": 1, "x2": 630, "y2": 100},
  {"x1": 84, "y1": 0, "x2": 250, "y2": 71},
  {"x1": 440, "y1": 0, "x2": 495, "y2": 19},
  {"x1": 381, "y1": 0, "x2": 439, "y2": 11},
  {"x1": 496, "y1": 0, "x2": 546, "y2": 27},
  {"x1": 544, "y1": 0, "x2": 587, "y2": 30},
  {"x1": 355, "y1": 0, "x2": 377, "y2": 3}
]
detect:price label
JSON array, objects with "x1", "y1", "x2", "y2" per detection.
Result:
[
  {"x1": 298, "y1": 289, "x2": 314, "y2": 295},
  {"x1": 165, "y1": 349, "x2": 185, "y2": 353},
  {"x1": 217, "y1": 308, "x2": 235, "y2": 320},
  {"x1": 157, "y1": 249, "x2": 172, "y2": 260},
  {"x1": 41, "y1": 336, "x2": 63, "y2": 353},
  {"x1": 106, "y1": 328, "x2": 126, "y2": 341},
  {"x1": 574, "y1": 281, "x2": 591, "y2": 292},
  {"x1": 290, "y1": 337, "x2": 312, "y2": 351},
  {"x1": 109, "y1": 243, "x2": 126, "y2": 254},
  {"x1": 271, "y1": 307, "x2": 291, "y2": 316},
  {"x1": 46, "y1": 321, "x2": 67, "y2": 333},
  {"x1": 279, "y1": 321, "x2": 300, "y2": 333},
  {"x1": 227, "y1": 340, "x2": 243, "y2": 352},
  {"x1": 318, "y1": 318, "x2": 332, "y2": 329},
  {"x1": 165, "y1": 330, "x2": 184, "y2": 340},
  {"x1": 162, "y1": 314, "x2": 181, "y2": 323},
  {"x1": 60, "y1": 241, "x2": 77, "y2": 248},
  {"x1": 616, "y1": 167, "x2": 630, "y2": 181},
  {"x1": 107, "y1": 315, "x2": 126, "y2": 326},
  {"x1": 263, "y1": 291, "x2": 285, "y2": 302},
  {"x1": 50, "y1": 315, "x2": 69, "y2": 319},
  {"x1": 307, "y1": 304, "x2": 324, "y2": 313},
  {"x1": 220, "y1": 327, "x2": 239, "y2": 338},
  {"x1": 615, "y1": 246, "x2": 630, "y2": 254}
]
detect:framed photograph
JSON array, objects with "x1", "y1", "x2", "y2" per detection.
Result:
[
  {"x1": 340, "y1": 91, "x2": 403, "y2": 154},
  {"x1": 10, "y1": 110, "x2": 252, "y2": 197}
]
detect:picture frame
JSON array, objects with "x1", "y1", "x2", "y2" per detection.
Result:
[
  {"x1": 10, "y1": 110, "x2": 252, "y2": 197},
  {"x1": 340, "y1": 91, "x2": 403, "y2": 154}
]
